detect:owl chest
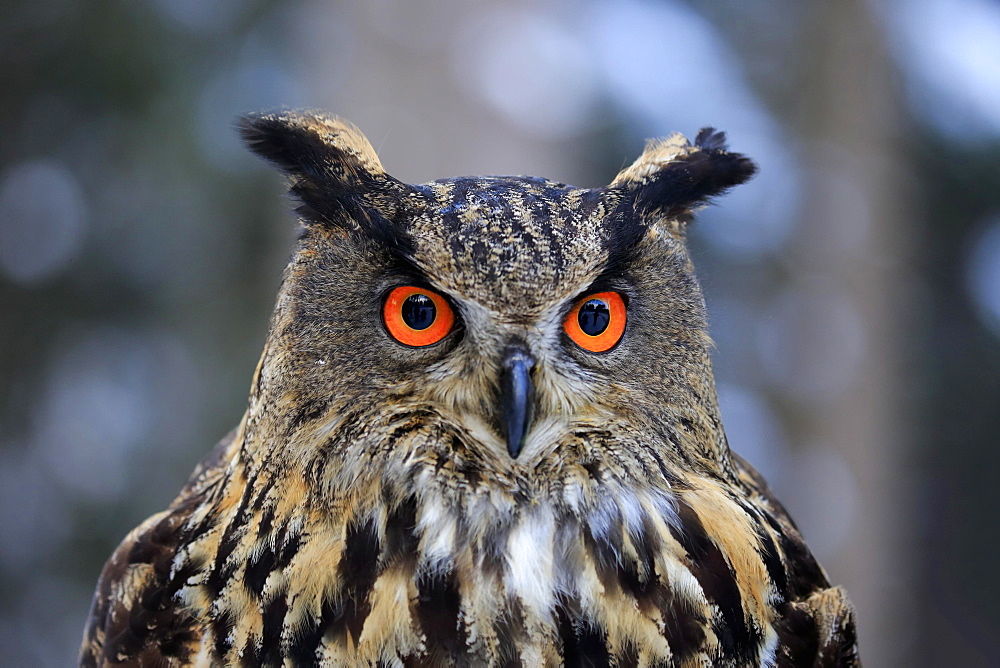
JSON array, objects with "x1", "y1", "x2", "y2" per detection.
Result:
[{"x1": 191, "y1": 493, "x2": 777, "y2": 665}]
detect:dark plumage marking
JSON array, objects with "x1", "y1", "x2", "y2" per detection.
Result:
[
  {"x1": 477, "y1": 513, "x2": 512, "y2": 580},
  {"x1": 492, "y1": 598, "x2": 525, "y2": 668},
  {"x1": 760, "y1": 509, "x2": 829, "y2": 599},
  {"x1": 244, "y1": 530, "x2": 301, "y2": 600},
  {"x1": 239, "y1": 114, "x2": 342, "y2": 181},
  {"x1": 621, "y1": 514, "x2": 663, "y2": 606},
  {"x1": 748, "y1": 511, "x2": 789, "y2": 602},
  {"x1": 287, "y1": 596, "x2": 336, "y2": 665},
  {"x1": 299, "y1": 187, "x2": 414, "y2": 260},
  {"x1": 244, "y1": 545, "x2": 277, "y2": 598},
  {"x1": 670, "y1": 497, "x2": 757, "y2": 661},
  {"x1": 248, "y1": 474, "x2": 279, "y2": 515},
  {"x1": 285, "y1": 519, "x2": 381, "y2": 661},
  {"x1": 285, "y1": 396, "x2": 331, "y2": 436},
  {"x1": 455, "y1": 457, "x2": 482, "y2": 488},
  {"x1": 774, "y1": 594, "x2": 858, "y2": 667},
  {"x1": 583, "y1": 496, "x2": 625, "y2": 590},
  {"x1": 257, "y1": 502, "x2": 276, "y2": 539},
  {"x1": 210, "y1": 481, "x2": 258, "y2": 600},
  {"x1": 89, "y1": 502, "x2": 202, "y2": 663},
  {"x1": 238, "y1": 113, "x2": 416, "y2": 260},
  {"x1": 212, "y1": 607, "x2": 237, "y2": 659},
  {"x1": 276, "y1": 528, "x2": 303, "y2": 567},
  {"x1": 383, "y1": 410, "x2": 438, "y2": 447},
  {"x1": 582, "y1": 459, "x2": 603, "y2": 481},
  {"x1": 773, "y1": 603, "x2": 819, "y2": 667},
  {"x1": 601, "y1": 195, "x2": 648, "y2": 277},
  {"x1": 661, "y1": 596, "x2": 707, "y2": 661},
  {"x1": 664, "y1": 430, "x2": 696, "y2": 468},
  {"x1": 617, "y1": 641, "x2": 640, "y2": 667},
  {"x1": 819, "y1": 611, "x2": 859, "y2": 667},
  {"x1": 556, "y1": 604, "x2": 611, "y2": 668},
  {"x1": 646, "y1": 446, "x2": 688, "y2": 489},
  {"x1": 611, "y1": 512, "x2": 708, "y2": 661},
  {"x1": 328, "y1": 516, "x2": 382, "y2": 644},
  {"x1": 258, "y1": 588, "x2": 289, "y2": 666},
  {"x1": 413, "y1": 569, "x2": 466, "y2": 662},
  {"x1": 155, "y1": 618, "x2": 200, "y2": 662},
  {"x1": 627, "y1": 129, "x2": 757, "y2": 221},
  {"x1": 382, "y1": 495, "x2": 419, "y2": 567},
  {"x1": 632, "y1": 514, "x2": 660, "y2": 586},
  {"x1": 287, "y1": 598, "x2": 336, "y2": 666}
]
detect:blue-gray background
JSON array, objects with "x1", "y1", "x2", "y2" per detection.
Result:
[{"x1": 2, "y1": 0, "x2": 999, "y2": 664}]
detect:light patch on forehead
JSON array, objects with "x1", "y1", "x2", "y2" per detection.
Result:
[{"x1": 408, "y1": 178, "x2": 610, "y2": 316}]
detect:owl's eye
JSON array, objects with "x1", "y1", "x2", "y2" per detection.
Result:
[
  {"x1": 564, "y1": 291, "x2": 627, "y2": 353},
  {"x1": 383, "y1": 286, "x2": 456, "y2": 347}
]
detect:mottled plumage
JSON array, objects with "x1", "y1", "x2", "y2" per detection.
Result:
[{"x1": 81, "y1": 111, "x2": 859, "y2": 666}]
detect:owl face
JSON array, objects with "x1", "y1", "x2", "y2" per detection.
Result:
[{"x1": 239, "y1": 112, "x2": 755, "y2": 490}]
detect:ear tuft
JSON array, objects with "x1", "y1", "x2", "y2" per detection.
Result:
[
  {"x1": 611, "y1": 128, "x2": 757, "y2": 221},
  {"x1": 237, "y1": 110, "x2": 385, "y2": 184},
  {"x1": 237, "y1": 111, "x2": 415, "y2": 255},
  {"x1": 693, "y1": 127, "x2": 728, "y2": 151}
]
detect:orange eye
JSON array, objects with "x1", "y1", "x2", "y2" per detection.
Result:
[
  {"x1": 564, "y1": 291, "x2": 627, "y2": 353},
  {"x1": 383, "y1": 286, "x2": 455, "y2": 347}
]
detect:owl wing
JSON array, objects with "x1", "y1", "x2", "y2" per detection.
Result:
[
  {"x1": 731, "y1": 452, "x2": 861, "y2": 666},
  {"x1": 79, "y1": 429, "x2": 237, "y2": 667}
]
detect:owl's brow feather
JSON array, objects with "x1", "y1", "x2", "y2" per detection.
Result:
[
  {"x1": 290, "y1": 176, "x2": 417, "y2": 259},
  {"x1": 601, "y1": 192, "x2": 650, "y2": 280}
]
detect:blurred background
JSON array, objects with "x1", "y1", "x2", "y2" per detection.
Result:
[{"x1": 1, "y1": 0, "x2": 999, "y2": 664}]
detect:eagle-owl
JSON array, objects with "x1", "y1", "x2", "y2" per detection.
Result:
[{"x1": 80, "y1": 111, "x2": 859, "y2": 666}]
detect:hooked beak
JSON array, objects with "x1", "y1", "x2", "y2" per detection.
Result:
[{"x1": 499, "y1": 346, "x2": 535, "y2": 459}]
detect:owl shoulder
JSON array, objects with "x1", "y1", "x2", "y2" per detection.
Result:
[
  {"x1": 79, "y1": 430, "x2": 237, "y2": 666},
  {"x1": 731, "y1": 453, "x2": 860, "y2": 665}
]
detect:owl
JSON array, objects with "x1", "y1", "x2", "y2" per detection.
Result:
[{"x1": 80, "y1": 111, "x2": 859, "y2": 666}]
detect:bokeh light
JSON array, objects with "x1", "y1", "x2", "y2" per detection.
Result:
[
  {"x1": 966, "y1": 212, "x2": 1000, "y2": 337},
  {"x1": 0, "y1": 160, "x2": 87, "y2": 284},
  {"x1": 884, "y1": 0, "x2": 1000, "y2": 139}
]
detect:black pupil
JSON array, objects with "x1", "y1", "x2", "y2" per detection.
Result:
[
  {"x1": 578, "y1": 299, "x2": 610, "y2": 336},
  {"x1": 401, "y1": 294, "x2": 436, "y2": 330}
]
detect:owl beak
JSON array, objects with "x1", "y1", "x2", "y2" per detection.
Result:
[{"x1": 500, "y1": 347, "x2": 535, "y2": 459}]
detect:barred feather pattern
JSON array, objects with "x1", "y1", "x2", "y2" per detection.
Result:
[{"x1": 82, "y1": 403, "x2": 857, "y2": 666}]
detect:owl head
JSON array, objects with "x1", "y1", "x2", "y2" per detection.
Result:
[{"x1": 237, "y1": 111, "x2": 755, "y2": 504}]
